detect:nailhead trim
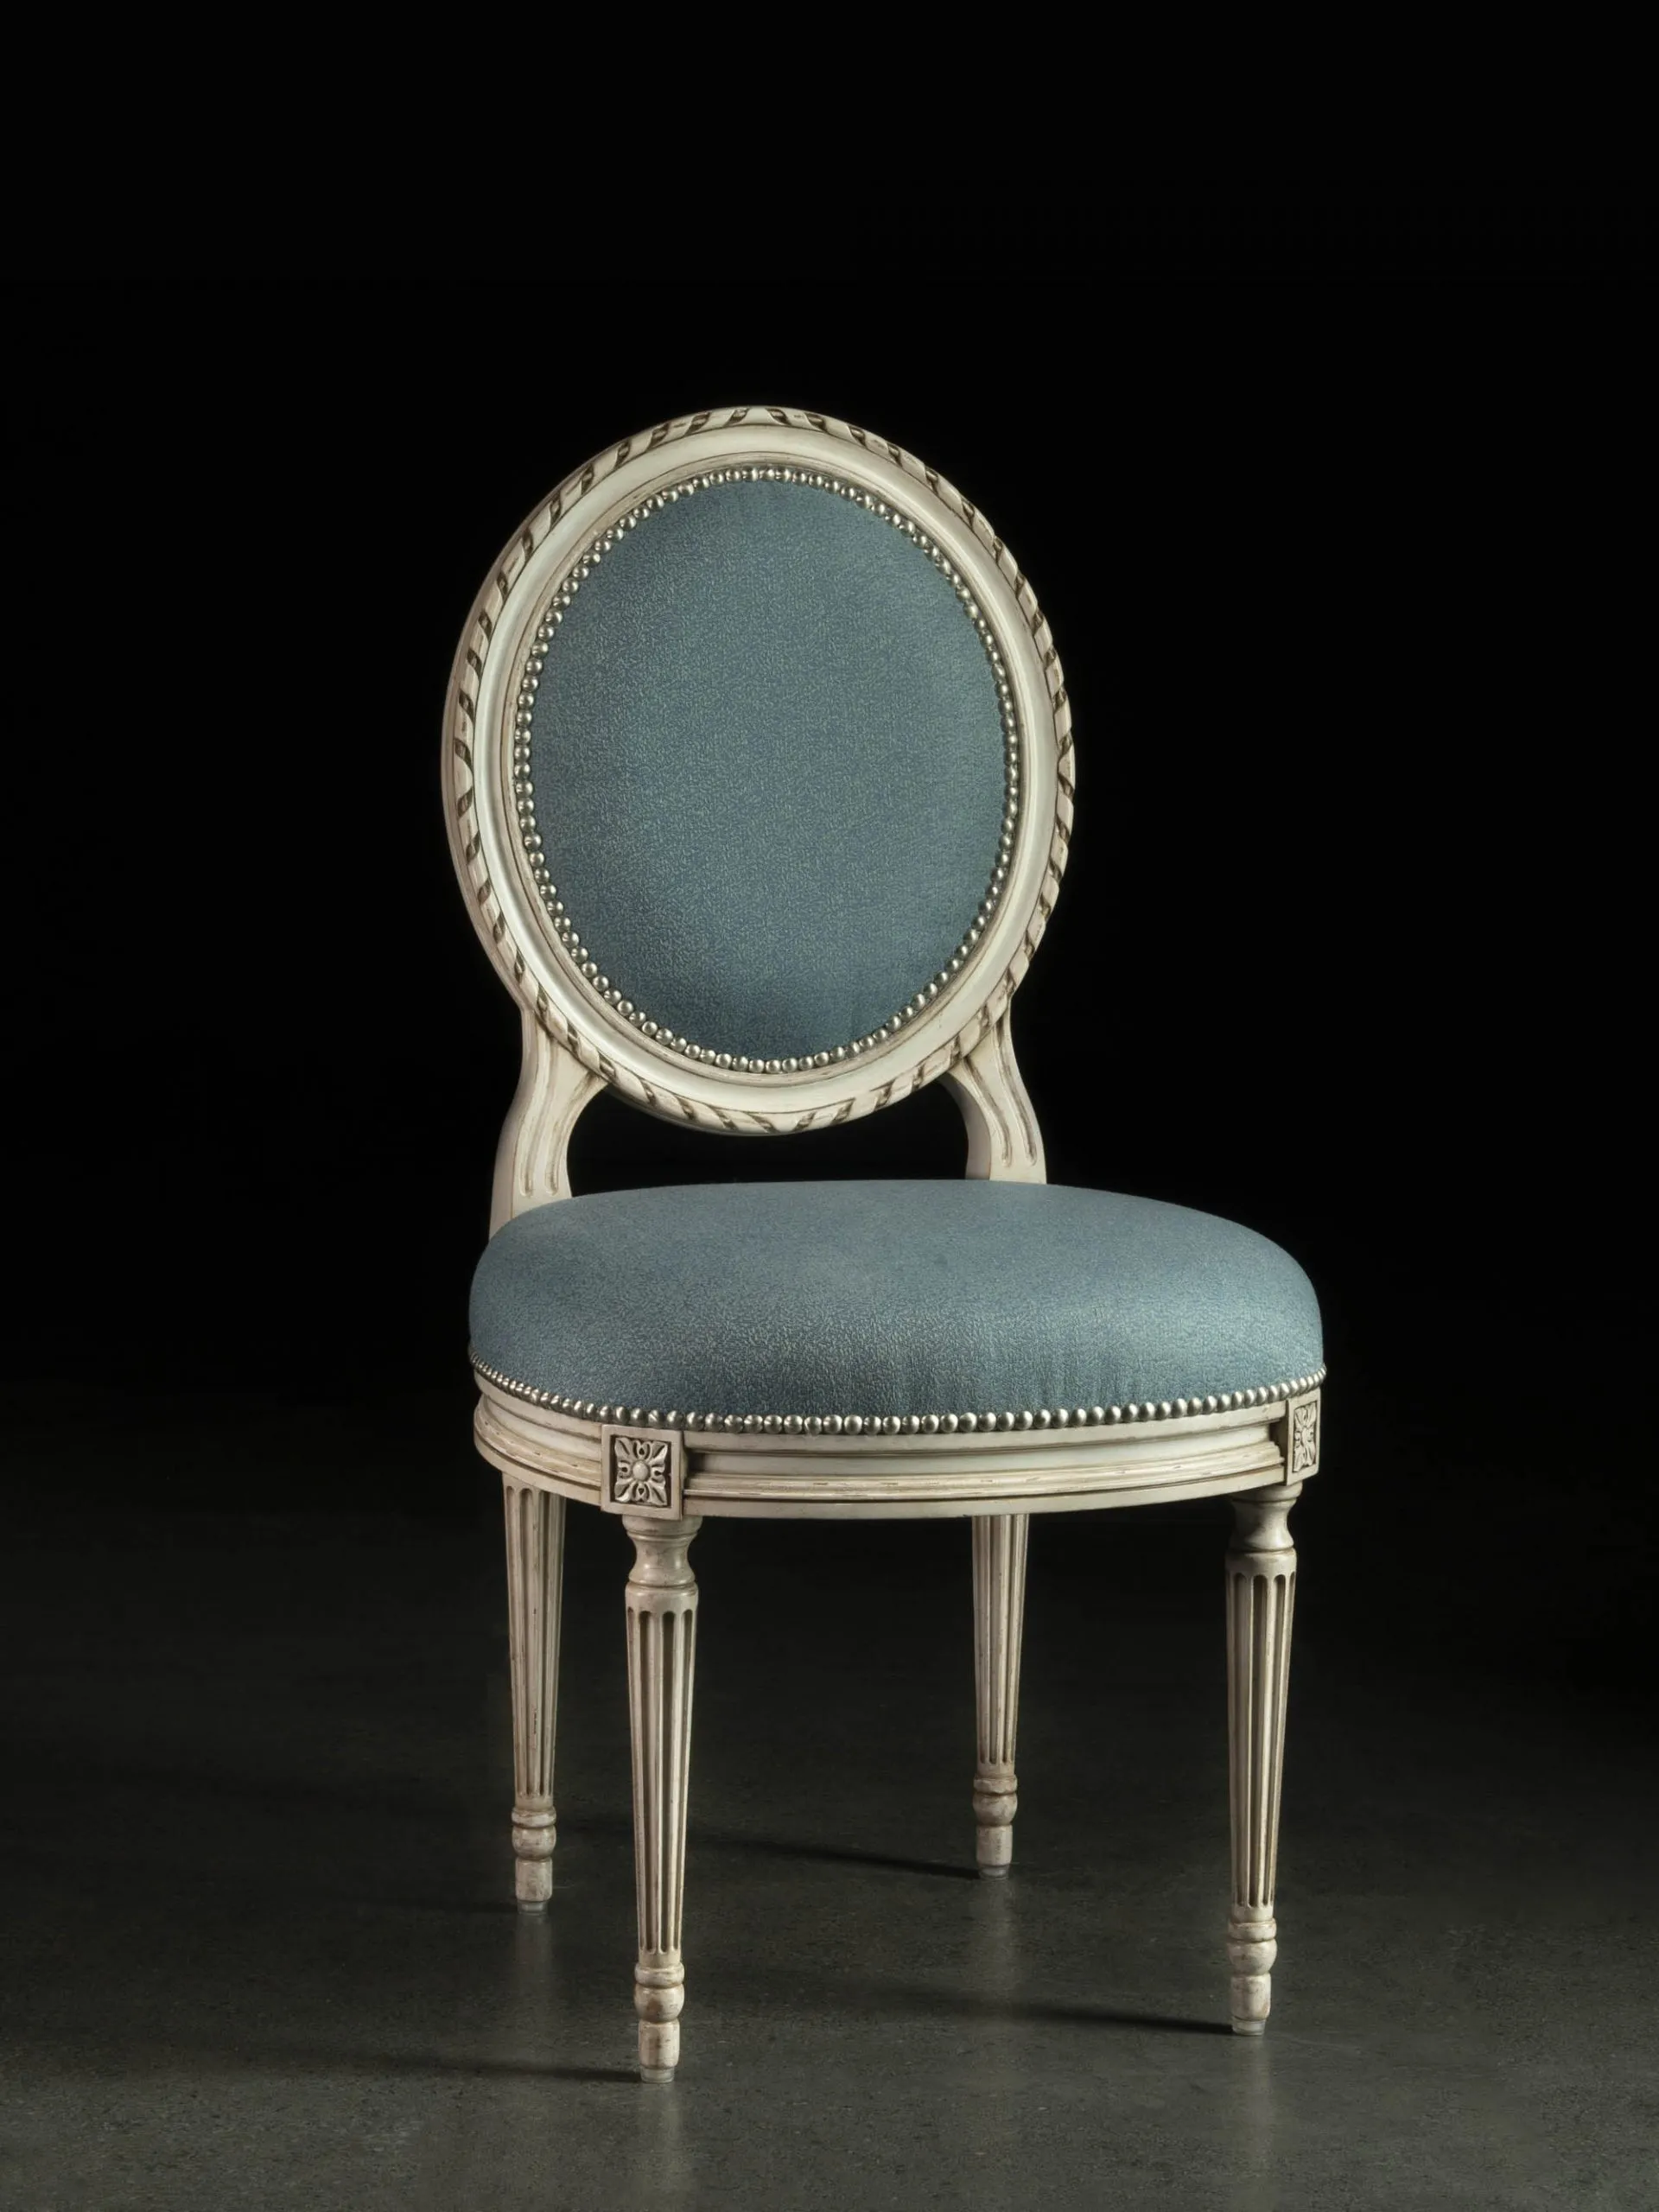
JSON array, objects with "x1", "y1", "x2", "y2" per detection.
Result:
[
  {"x1": 511, "y1": 466, "x2": 1021, "y2": 1074},
  {"x1": 470, "y1": 1353, "x2": 1326, "y2": 1436}
]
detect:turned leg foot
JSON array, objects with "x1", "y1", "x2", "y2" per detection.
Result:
[
  {"x1": 973, "y1": 1513, "x2": 1028, "y2": 1877},
  {"x1": 625, "y1": 1513, "x2": 701, "y2": 2083},
  {"x1": 1226, "y1": 1483, "x2": 1300, "y2": 2031},
  {"x1": 505, "y1": 1479, "x2": 565, "y2": 1910},
  {"x1": 1226, "y1": 1908, "x2": 1277, "y2": 2034}
]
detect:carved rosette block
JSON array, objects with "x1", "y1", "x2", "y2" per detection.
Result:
[
  {"x1": 972, "y1": 1513, "x2": 1029, "y2": 1874},
  {"x1": 504, "y1": 1477, "x2": 565, "y2": 1908},
  {"x1": 624, "y1": 1513, "x2": 702, "y2": 2083},
  {"x1": 1226, "y1": 1482, "x2": 1300, "y2": 2031},
  {"x1": 601, "y1": 1424, "x2": 686, "y2": 1518},
  {"x1": 1287, "y1": 1391, "x2": 1321, "y2": 1478}
]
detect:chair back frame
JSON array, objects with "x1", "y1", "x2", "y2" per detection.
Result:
[{"x1": 442, "y1": 406, "x2": 1074, "y2": 1224}]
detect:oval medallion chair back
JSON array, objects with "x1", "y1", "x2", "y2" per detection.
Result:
[{"x1": 445, "y1": 406, "x2": 1325, "y2": 2083}]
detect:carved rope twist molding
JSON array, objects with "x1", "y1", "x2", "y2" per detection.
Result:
[
  {"x1": 446, "y1": 405, "x2": 1074, "y2": 1136},
  {"x1": 972, "y1": 1512, "x2": 1027, "y2": 1872}
]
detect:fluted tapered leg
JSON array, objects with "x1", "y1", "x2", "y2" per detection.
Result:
[
  {"x1": 624, "y1": 1513, "x2": 701, "y2": 2084},
  {"x1": 1226, "y1": 1483, "x2": 1300, "y2": 2032},
  {"x1": 972, "y1": 1512, "x2": 1028, "y2": 1876},
  {"x1": 504, "y1": 1478, "x2": 565, "y2": 1909}
]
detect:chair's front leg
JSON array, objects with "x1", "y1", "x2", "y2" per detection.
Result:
[
  {"x1": 1225, "y1": 1482, "x2": 1301, "y2": 2032},
  {"x1": 972, "y1": 1512, "x2": 1028, "y2": 1876},
  {"x1": 504, "y1": 1478, "x2": 565, "y2": 1909},
  {"x1": 623, "y1": 1512, "x2": 702, "y2": 2084}
]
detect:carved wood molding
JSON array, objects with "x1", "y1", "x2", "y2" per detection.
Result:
[
  {"x1": 601, "y1": 1423, "x2": 687, "y2": 1518},
  {"x1": 471, "y1": 1381, "x2": 1310, "y2": 1521},
  {"x1": 1226, "y1": 1482, "x2": 1300, "y2": 2031},
  {"x1": 943, "y1": 1008, "x2": 1046, "y2": 1182},
  {"x1": 443, "y1": 406, "x2": 1071, "y2": 1151},
  {"x1": 502, "y1": 1478, "x2": 564, "y2": 1905},
  {"x1": 623, "y1": 1513, "x2": 702, "y2": 2080},
  {"x1": 490, "y1": 1016, "x2": 602, "y2": 1231},
  {"x1": 972, "y1": 1512, "x2": 1028, "y2": 1872}
]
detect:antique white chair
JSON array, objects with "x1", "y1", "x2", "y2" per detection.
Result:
[{"x1": 443, "y1": 407, "x2": 1324, "y2": 2084}]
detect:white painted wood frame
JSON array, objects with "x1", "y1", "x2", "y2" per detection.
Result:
[
  {"x1": 972, "y1": 1514, "x2": 1027, "y2": 1874},
  {"x1": 458, "y1": 409, "x2": 1324, "y2": 2080},
  {"x1": 502, "y1": 1478, "x2": 563, "y2": 1907}
]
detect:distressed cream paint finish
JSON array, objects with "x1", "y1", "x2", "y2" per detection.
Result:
[{"x1": 445, "y1": 410, "x2": 1320, "y2": 2076}]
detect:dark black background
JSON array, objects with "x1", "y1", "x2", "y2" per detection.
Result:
[{"x1": 6, "y1": 264, "x2": 1648, "y2": 1700}]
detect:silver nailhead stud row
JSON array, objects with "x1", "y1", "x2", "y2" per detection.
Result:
[
  {"x1": 510, "y1": 467, "x2": 1020, "y2": 1071},
  {"x1": 470, "y1": 1357, "x2": 1325, "y2": 1433}
]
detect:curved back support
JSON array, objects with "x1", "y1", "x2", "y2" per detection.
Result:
[{"x1": 442, "y1": 407, "x2": 1073, "y2": 1221}]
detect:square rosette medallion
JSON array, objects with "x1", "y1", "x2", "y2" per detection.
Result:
[{"x1": 1287, "y1": 1394, "x2": 1321, "y2": 1478}]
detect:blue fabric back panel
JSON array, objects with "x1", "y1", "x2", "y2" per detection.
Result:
[
  {"x1": 525, "y1": 479, "x2": 1007, "y2": 1060},
  {"x1": 471, "y1": 1181, "x2": 1323, "y2": 1417}
]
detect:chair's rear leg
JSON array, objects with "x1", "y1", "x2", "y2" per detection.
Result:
[
  {"x1": 1225, "y1": 1482, "x2": 1301, "y2": 2031},
  {"x1": 972, "y1": 1512, "x2": 1029, "y2": 1876},
  {"x1": 504, "y1": 1478, "x2": 565, "y2": 1909}
]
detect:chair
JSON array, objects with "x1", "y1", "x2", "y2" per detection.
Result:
[{"x1": 443, "y1": 406, "x2": 1324, "y2": 2084}]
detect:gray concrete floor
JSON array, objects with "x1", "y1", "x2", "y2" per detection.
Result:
[{"x1": 2, "y1": 1443, "x2": 1655, "y2": 2209}]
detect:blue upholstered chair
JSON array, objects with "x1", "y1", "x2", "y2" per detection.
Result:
[{"x1": 446, "y1": 408, "x2": 1324, "y2": 2083}]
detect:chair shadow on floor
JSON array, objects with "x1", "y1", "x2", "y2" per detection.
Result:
[
  {"x1": 852, "y1": 1985, "x2": 1236, "y2": 2037},
  {"x1": 568, "y1": 1821, "x2": 1232, "y2": 2031},
  {"x1": 713, "y1": 1961, "x2": 1236, "y2": 2040},
  {"x1": 561, "y1": 1813, "x2": 981, "y2": 1884},
  {"x1": 27, "y1": 2021, "x2": 642, "y2": 2088}
]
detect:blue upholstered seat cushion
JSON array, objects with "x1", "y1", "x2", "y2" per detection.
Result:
[{"x1": 469, "y1": 1182, "x2": 1322, "y2": 1424}]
